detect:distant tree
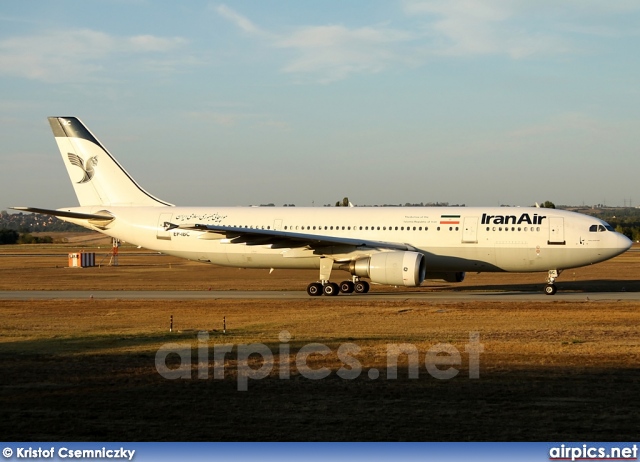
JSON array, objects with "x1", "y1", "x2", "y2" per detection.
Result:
[
  {"x1": 335, "y1": 197, "x2": 350, "y2": 207},
  {"x1": 18, "y1": 233, "x2": 35, "y2": 244},
  {"x1": 17, "y1": 233, "x2": 53, "y2": 244},
  {"x1": 540, "y1": 201, "x2": 556, "y2": 209},
  {"x1": 0, "y1": 229, "x2": 19, "y2": 245}
]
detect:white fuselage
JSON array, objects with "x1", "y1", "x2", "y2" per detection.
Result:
[{"x1": 63, "y1": 205, "x2": 631, "y2": 274}]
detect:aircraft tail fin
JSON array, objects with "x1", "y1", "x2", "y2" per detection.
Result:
[{"x1": 48, "y1": 117, "x2": 173, "y2": 207}]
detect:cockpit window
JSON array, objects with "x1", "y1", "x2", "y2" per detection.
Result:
[{"x1": 590, "y1": 221, "x2": 616, "y2": 232}]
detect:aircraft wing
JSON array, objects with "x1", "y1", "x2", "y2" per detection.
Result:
[{"x1": 175, "y1": 223, "x2": 413, "y2": 252}]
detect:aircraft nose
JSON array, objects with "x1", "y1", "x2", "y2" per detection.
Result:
[{"x1": 614, "y1": 231, "x2": 633, "y2": 254}]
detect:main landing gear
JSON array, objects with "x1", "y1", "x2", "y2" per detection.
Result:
[
  {"x1": 306, "y1": 257, "x2": 370, "y2": 296},
  {"x1": 544, "y1": 269, "x2": 561, "y2": 295},
  {"x1": 306, "y1": 279, "x2": 369, "y2": 296}
]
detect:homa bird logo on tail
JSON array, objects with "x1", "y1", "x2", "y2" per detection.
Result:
[{"x1": 67, "y1": 153, "x2": 98, "y2": 183}]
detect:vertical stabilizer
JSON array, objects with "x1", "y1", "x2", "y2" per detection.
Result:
[{"x1": 48, "y1": 117, "x2": 173, "y2": 207}]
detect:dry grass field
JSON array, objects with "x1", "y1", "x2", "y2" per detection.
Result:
[{"x1": 0, "y1": 236, "x2": 639, "y2": 441}]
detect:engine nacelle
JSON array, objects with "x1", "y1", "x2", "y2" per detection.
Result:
[
  {"x1": 349, "y1": 251, "x2": 426, "y2": 287},
  {"x1": 426, "y1": 272, "x2": 466, "y2": 283}
]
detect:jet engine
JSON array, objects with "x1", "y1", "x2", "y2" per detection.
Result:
[{"x1": 348, "y1": 251, "x2": 426, "y2": 287}]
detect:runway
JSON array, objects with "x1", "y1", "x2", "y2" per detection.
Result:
[{"x1": 0, "y1": 290, "x2": 638, "y2": 301}]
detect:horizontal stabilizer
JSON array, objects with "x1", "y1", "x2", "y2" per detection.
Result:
[{"x1": 10, "y1": 207, "x2": 114, "y2": 222}]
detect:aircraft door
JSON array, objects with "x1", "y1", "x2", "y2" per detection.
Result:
[
  {"x1": 273, "y1": 219, "x2": 283, "y2": 231},
  {"x1": 157, "y1": 213, "x2": 173, "y2": 240},
  {"x1": 462, "y1": 217, "x2": 478, "y2": 243},
  {"x1": 548, "y1": 217, "x2": 565, "y2": 245}
]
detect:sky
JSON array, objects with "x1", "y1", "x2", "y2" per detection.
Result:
[{"x1": 1, "y1": 0, "x2": 639, "y2": 209}]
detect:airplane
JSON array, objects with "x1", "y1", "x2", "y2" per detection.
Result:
[{"x1": 13, "y1": 117, "x2": 632, "y2": 296}]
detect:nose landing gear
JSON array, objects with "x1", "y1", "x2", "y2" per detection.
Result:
[{"x1": 544, "y1": 269, "x2": 561, "y2": 295}]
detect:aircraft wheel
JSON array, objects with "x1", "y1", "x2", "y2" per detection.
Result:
[
  {"x1": 544, "y1": 283, "x2": 557, "y2": 295},
  {"x1": 339, "y1": 281, "x2": 355, "y2": 293},
  {"x1": 354, "y1": 280, "x2": 370, "y2": 294},
  {"x1": 323, "y1": 282, "x2": 340, "y2": 296},
  {"x1": 307, "y1": 282, "x2": 323, "y2": 296}
]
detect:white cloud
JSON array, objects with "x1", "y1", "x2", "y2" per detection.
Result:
[
  {"x1": 404, "y1": 0, "x2": 572, "y2": 58},
  {"x1": 215, "y1": 4, "x2": 268, "y2": 37},
  {"x1": 215, "y1": 1, "x2": 640, "y2": 82},
  {"x1": 276, "y1": 25, "x2": 415, "y2": 83},
  {"x1": 216, "y1": 5, "x2": 416, "y2": 83},
  {"x1": 404, "y1": 0, "x2": 640, "y2": 57},
  {"x1": 0, "y1": 29, "x2": 188, "y2": 83}
]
